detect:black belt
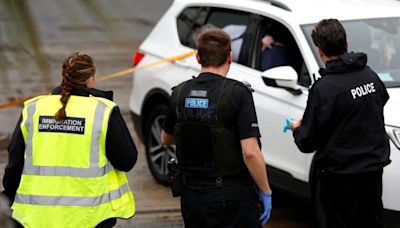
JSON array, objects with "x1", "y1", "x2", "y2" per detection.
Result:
[{"x1": 184, "y1": 176, "x2": 251, "y2": 187}]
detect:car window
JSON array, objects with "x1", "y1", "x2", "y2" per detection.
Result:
[
  {"x1": 175, "y1": 6, "x2": 312, "y2": 88},
  {"x1": 253, "y1": 18, "x2": 311, "y2": 87},
  {"x1": 206, "y1": 9, "x2": 250, "y2": 28},
  {"x1": 177, "y1": 7, "x2": 209, "y2": 48},
  {"x1": 302, "y1": 18, "x2": 400, "y2": 88},
  {"x1": 206, "y1": 9, "x2": 251, "y2": 64},
  {"x1": 176, "y1": 6, "x2": 251, "y2": 65}
]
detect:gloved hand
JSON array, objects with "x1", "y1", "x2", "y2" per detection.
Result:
[
  {"x1": 259, "y1": 191, "x2": 272, "y2": 225},
  {"x1": 283, "y1": 117, "x2": 293, "y2": 133}
]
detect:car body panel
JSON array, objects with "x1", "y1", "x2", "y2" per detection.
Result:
[
  {"x1": 385, "y1": 88, "x2": 400, "y2": 127},
  {"x1": 383, "y1": 140, "x2": 400, "y2": 211}
]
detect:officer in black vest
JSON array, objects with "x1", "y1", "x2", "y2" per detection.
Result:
[{"x1": 161, "y1": 28, "x2": 272, "y2": 227}]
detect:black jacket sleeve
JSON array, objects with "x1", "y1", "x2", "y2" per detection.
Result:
[
  {"x1": 380, "y1": 78, "x2": 390, "y2": 105},
  {"x1": 293, "y1": 83, "x2": 334, "y2": 153},
  {"x1": 105, "y1": 107, "x2": 138, "y2": 172},
  {"x1": 2, "y1": 115, "x2": 25, "y2": 204}
]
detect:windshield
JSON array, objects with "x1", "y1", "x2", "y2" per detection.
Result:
[{"x1": 302, "y1": 18, "x2": 400, "y2": 87}]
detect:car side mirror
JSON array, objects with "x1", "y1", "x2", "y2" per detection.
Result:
[{"x1": 261, "y1": 66, "x2": 302, "y2": 95}]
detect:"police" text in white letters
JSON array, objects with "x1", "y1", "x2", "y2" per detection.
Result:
[{"x1": 350, "y1": 82, "x2": 376, "y2": 100}]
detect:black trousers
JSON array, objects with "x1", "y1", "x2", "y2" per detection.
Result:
[
  {"x1": 316, "y1": 169, "x2": 385, "y2": 228},
  {"x1": 181, "y1": 185, "x2": 262, "y2": 228}
]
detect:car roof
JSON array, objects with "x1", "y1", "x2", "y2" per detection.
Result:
[{"x1": 175, "y1": 0, "x2": 400, "y2": 24}]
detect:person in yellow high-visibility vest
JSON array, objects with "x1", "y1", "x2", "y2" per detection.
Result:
[{"x1": 1, "y1": 53, "x2": 137, "y2": 228}]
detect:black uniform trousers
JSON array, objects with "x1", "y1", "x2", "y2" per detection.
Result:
[
  {"x1": 181, "y1": 185, "x2": 262, "y2": 228},
  {"x1": 316, "y1": 169, "x2": 385, "y2": 228}
]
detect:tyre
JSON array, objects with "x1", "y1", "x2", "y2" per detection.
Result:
[{"x1": 144, "y1": 104, "x2": 175, "y2": 185}]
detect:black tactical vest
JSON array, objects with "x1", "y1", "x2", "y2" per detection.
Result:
[{"x1": 174, "y1": 76, "x2": 243, "y2": 177}]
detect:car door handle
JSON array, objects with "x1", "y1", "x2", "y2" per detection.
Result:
[{"x1": 242, "y1": 81, "x2": 254, "y2": 92}]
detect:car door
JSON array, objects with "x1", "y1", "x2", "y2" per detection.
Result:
[{"x1": 217, "y1": 12, "x2": 312, "y2": 183}]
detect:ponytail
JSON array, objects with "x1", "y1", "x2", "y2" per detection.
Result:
[
  {"x1": 55, "y1": 53, "x2": 96, "y2": 122},
  {"x1": 55, "y1": 72, "x2": 72, "y2": 121}
]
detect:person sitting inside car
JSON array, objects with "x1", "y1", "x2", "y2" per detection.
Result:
[{"x1": 260, "y1": 33, "x2": 294, "y2": 71}]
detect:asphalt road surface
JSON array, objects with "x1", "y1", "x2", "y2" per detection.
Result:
[{"x1": 0, "y1": 1, "x2": 317, "y2": 227}]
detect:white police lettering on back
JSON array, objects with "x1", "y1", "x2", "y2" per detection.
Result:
[{"x1": 350, "y1": 82, "x2": 376, "y2": 99}]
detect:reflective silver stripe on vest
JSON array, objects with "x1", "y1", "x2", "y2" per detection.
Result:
[
  {"x1": 90, "y1": 102, "x2": 106, "y2": 167},
  {"x1": 15, "y1": 183, "x2": 130, "y2": 206},
  {"x1": 22, "y1": 100, "x2": 112, "y2": 178},
  {"x1": 23, "y1": 162, "x2": 113, "y2": 178},
  {"x1": 25, "y1": 100, "x2": 37, "y2": 166}
]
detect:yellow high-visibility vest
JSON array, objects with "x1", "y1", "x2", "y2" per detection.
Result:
[{"x1": 12, "y1": 95, "x2": 135, "y2": 228}]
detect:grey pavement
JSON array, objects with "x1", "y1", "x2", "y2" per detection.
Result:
[{"x1": 0, "y1": 0, "x2": 173, "y2": 134}]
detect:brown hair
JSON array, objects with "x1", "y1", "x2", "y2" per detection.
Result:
[
  {"x1": 55, "y1": 52, "x2": 96, "y2": 122},
  {"x1": 311, "y1": 19, "x2": 347, "y2": 57},
  {"x1": 195, "y1": 28, "x2": 231, "y2": 67}
]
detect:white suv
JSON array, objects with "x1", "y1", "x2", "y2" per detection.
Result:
[{"x1": 129, "y1": 0, "x2": 400, "y2": 225}]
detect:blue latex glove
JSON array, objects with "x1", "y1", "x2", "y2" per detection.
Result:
[
  {"x1": 283, "y1": 117, "x2": 293, "y2": 133},
  {"x1": 259, "y1": 191, "x2": 272, "y2": 225}
]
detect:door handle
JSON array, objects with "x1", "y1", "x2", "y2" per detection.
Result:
[{"x1": 242, "y1": 81, "x2": 254, "y2": 92}]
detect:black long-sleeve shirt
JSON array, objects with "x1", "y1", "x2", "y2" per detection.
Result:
[{"x1": 2, "y1": 87, "x2": 137, "y2": 203}]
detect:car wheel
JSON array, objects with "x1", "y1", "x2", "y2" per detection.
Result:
[{"x1": 145, "y1": 104, "x2": 175, "y2": 185}]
